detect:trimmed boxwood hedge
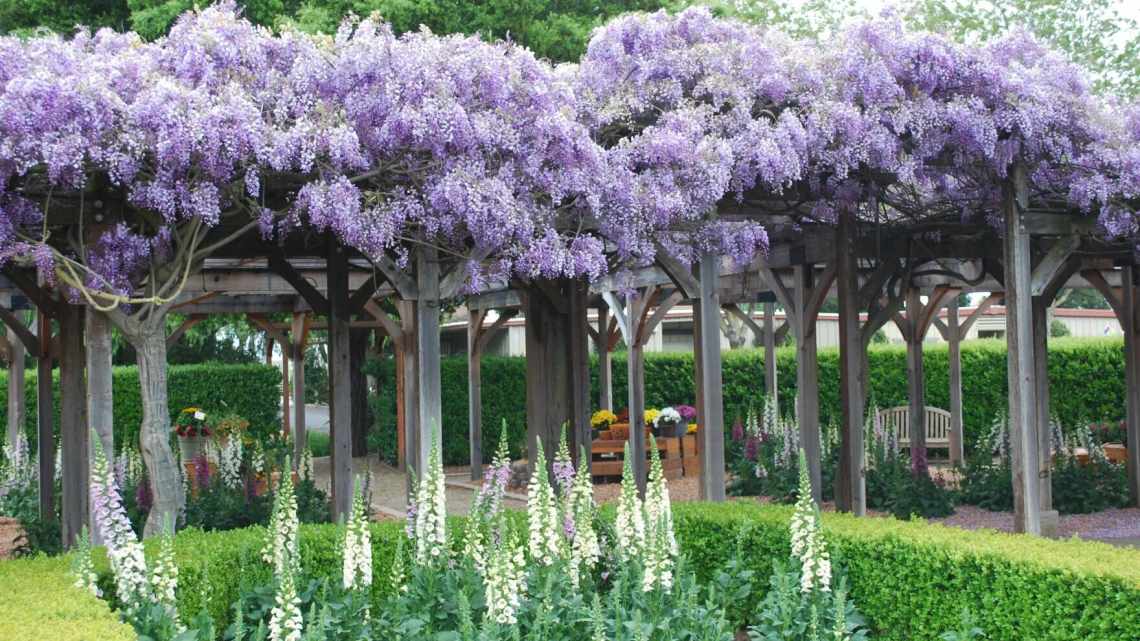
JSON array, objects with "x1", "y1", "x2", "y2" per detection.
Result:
[
  {"x1": 0, "y1": 362, "x2": 281, "y2": 451},
  {"x1": 10, "y1": 502, "x2": 1137, "y2": 641},
  {"x1": 0, "y1": 554, "x2": 134, "y2": 641},
  {"x1": 370, "y1": 337, "x2": 1127, "y2": 466}
]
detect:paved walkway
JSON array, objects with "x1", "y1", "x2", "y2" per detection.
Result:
[{"x1": 310, "y1": 455, "x2": 526, "y2": 519}]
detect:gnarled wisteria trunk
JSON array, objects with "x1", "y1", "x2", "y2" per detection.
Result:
[{"x1": 127, "y1": 322, "x2": 184, "y2": 537}]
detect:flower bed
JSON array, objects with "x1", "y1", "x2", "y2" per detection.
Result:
[{"x1": 5, "y1": 499, "x2": 1138, "y2": 640}]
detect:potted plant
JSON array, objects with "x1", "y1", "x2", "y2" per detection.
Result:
[
  {"x1": 174, "y1": 407, "x2": 212, "y2": 461},
  {"x1": 654, "y1": 407, "x2": 685, "y2": 437},
  {"x1": 644, "y1": 408, "x2": 661, "y2": 436},
  {"x1": 212, "y1": 413, "x2": 249, "y2": 449},
  {"x1": 590, "y1": 409, "x2": 618, "y2": 440}
]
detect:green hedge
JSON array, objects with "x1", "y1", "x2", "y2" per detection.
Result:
[
  {"x1": 0, "y1": 362, "x2": 281, "y2": 452},
  {"x1": 371, "y1": 337, "x2": 1127, "y2": 466},
  {"x1": 0, "y1": 554, "x2": 134, "y2": 641},
  {"x1": 7, "y1": 503, "x2": 1139, "y2": 641},
  {"x1": 677, "y1": 502, "x2": 1140, "y2": 641}
]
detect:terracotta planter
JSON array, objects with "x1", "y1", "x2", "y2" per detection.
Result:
[
  {"x1": 1104, "y1": 443, "x2": 1128, "y2": 465},
  {"x1": 658, "y1": 422, "x2": 687, "y2": 438}
]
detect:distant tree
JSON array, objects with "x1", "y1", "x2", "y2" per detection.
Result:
[
  {"x1": 903, "y1": 0, "x2": 1140, "y2": 97},
  {"x1": 1049, "y1": 318, "x2": 1072, "y2": 337},
  {"x1": 0, "y1": 0, "x2": 129, "y2": 35},
  {"x1": 1056, "y1": 288, "x2": 1111, "y2": 310}
]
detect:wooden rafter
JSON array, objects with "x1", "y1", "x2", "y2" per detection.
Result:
[{"x1": 268, "y1": 252, "x2": 329, "y2": 315}]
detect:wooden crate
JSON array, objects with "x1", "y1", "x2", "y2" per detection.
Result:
[
  {"x1": 682, "y1": 434, "x2": 699, "y2": 457},
  {"x1": 682, "y1": 456, "x2": 701, "y2": 477}
]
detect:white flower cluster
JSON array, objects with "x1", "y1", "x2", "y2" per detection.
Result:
[
  {"x1": 789, "y1": 450, "x2": 831, "y2": 594},
  {"x1": 151, "y1": 526, "x2": 181, "y2": 627},
  {"x1": 251, "y1": 443, "x2": 266, "y2": 477},
  {"x1": 775, "y1": 414, "x2": 800, "y2": 469},
  {"x1": 219, "y1": 436, "x2": 244, "y2": 490},
  {"x1": 71, "y1": 527, "x2": 100, "y2": 597},
  {"x1": 264, "y1": 462, "x2": 303, "y2": 641},
  {"x1": 412, "y1": 439, "x2": 447, "y2": 565},
  {"x1": 269, "y1": 565, "x2": 304, "y2": 641},
  {"x1": 484, "y1": 531, "x2": 526, "y2": 626},
  {"x1": 1, "y1": 433, "x2": 33, "y2": 497},
  {"x1": 89, "y1": 438, "x2": 154, "y2": 614},
  {"x1": 343, "y1": 479, "x2": 373, "y2": 591},
  {"x1": 642, "y1": 437, "x2": 677, "y2": 592},
  {"x1": 263, "y1": 468, "x2": 300, "y2": 577},
  {"x1": 526, "y1": 443, "x2": 564, "y2": 566},
  {"x1": 114, "y1": 446, "x2": 144, "y2": 489},
  {"x1": 654, "y1": 407, "x2": 682, "y2": 427},
  {"x1": 298, "y1": 446, "x2": 314, "y2": 481},
  {"x1": 614, "y1": 444, "x2": 645, "y2": 562},
  {"x1": 567, "y1": 446, "x2": 600, "y2": 589}
]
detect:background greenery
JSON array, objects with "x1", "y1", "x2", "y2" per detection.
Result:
[
  {"x1": 369, "y1": 337, "x2": 1126, "y2": 466},
  {"x1": 0, "y1": 362, "x2": 281, "y2": 452}
]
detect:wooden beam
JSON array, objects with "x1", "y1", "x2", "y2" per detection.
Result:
[
  {"x1": 654, "y1": 249, "x2": 700, "y2": 299},
  {"x1": 362, "y1": 300, "x2": 403, "y2": 339},
  {"x1": 268, "y1": 252, "x2": 329, "y2": 315},
  {"x1": 3, "y1": 269, "x2": 62, "y2": 318},
  {"x1": 373, "y1": 254, "x2": 418, "y2": 300},
  {"x1": 1030, "y1": 236, "x2": 1080, "y2": 296},
  {"x1": 1082, "y1": 269, "x2": 1124, "y2": 319},
  {"x1": 806, "y1": 264, "x2": 837, "y2": 323},
  {"x1": 601, "y1": 291, "x2": 632, "y2": 345},
  {"x1": 348, "y1": 273, "x2": 380, "y2": 313},
  {"x1": 756, "y1": 258, "x2": 796, "y2": 324},
  {"x1": 0, "y1": 304, "x2": 40, "y2": 357},
  {"x1": 960, "y1": 292, "x2": 1003, "y2": 337},
  {"x1": 1004, "y1": 163, "x2": 1042, "y2": 535},
  {"x1": 763, "y1": 301, "x2": 778, "y2": 405},
  {"x1": 474, "y1": 310, "x2": 517, "y2": 355},
  {"x1": 640, "y1": 290, "x2": 683, "y2": 345}
]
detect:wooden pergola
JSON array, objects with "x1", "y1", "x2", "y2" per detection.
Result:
[{"x1": 1, "y1": 167, "x2": 1137, "y2": 545}]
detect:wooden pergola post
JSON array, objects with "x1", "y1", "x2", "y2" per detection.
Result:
[
  {"x1": 835, "y1": 213, "x2": 865, "y2": 515},
  {"x1": 36, "y1": 311, "x2": 54, "y2": 520},
  {"x1": 86, "y1": 310, "x2": 114, "y2": 545},
  {"x1": 291, "y1": 311, "x2": 307, "y2": 462},
  {"x1": 567, "y1": 281, "x2": 592, "y2": 469},
  {"x1": 946, "y1": 298, "x2": 965, "y2": 465},
  {"x1": 467, "y1": 309, "x2": 486, "y2": 480},
  {"x1": 59, "y1": 303, "x2": 87, "y2": 547},
  {"x1": 596, "y1": 306, "x2": 613, "y2": 411},
  {"x1": 697, "y1": 253, "x2": 726, "y2": 501},
  {"x1": 763, "y1": 300, "x2": 778, "y2": 406},
  {"x1": 2, "y1": 295, "x2": 26, "y2": 451},
  {"x1": 904, "y1": 287, "x2": 928, "y2": 471},
  {"x1": 794, "y1": 265, "x2": 823, "y2": 500},
  {"x1": 1123, "y1": 266, "x2": 1140, "y2": 506},
  {"x1": 1004, "y1": 163, "x2": 1042, "y2": 535},
  {"x1": 327, "y1": 243, "x2": 353, "y2": 520},
  {"x1": 416, "y1": 247, "x2": 443, "y2": 474}
]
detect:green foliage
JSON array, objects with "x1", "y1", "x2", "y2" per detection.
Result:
[
  {"x1": 1050, "y1": 455, "x2": 1130, "y2": 514},
  {"x1": 370, "y1": 338, "x2": 1127, "y2": 466},
  {"x1": 675, "y1": 502, "x2": 1140, "y2": 641},
  {"x1": 9, "y1": 503, "x2": 1140, "y2": 641},
  {"x1": 0, "y1": 554, "x2": 135, "y2": 641},
  {"x1": 0, "y1": 362, "x2": 281, "y2": 453},
  {"x1": 1049, "y1": 318, "x2": 1071, "y2": 337},
  {"x1": 955, "y1": 456, "x2": 1014, "y2": 512}
]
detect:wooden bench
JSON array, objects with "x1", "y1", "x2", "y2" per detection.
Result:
[
  {"x1": 590, "y1": 437, "x2": 684, "y2": 480},
  {"x1": 877, "y1": 406, "x2": 952, "y2": 449}
]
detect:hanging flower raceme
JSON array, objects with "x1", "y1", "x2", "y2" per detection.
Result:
[
  {"x1": 526, "y1": 440, "x2": 564, "y2": 566},
  {"x1": 614, "y1": 443, "x2": 646, "y2": 562},
  {"x1": 298, "y1": 447, "x2": 314, "y2": 482},
  {"x1": 484, "y1": 527, "x2": 527, "y2": 626},
  {"x1": 89, "y1": 435, "x2": 153, "y2": 613},
  {"x1": 71, "y1": 526, "x2": 100, "y2": 598},
  {"x1": 343, "y1": 479, "x2": 373, "y2": 591},
  {"x1": 219, "y1": 436, "x2": 243, "y2": 490},
  {"x1": 567, "y1": 446, "x2": 600, "y2": 589},
  {"x1": 412, "y1": 438, "x2": 448, "y2": 565},
  {"x1": 642, "y1": 436, "x2": 677, "y2": 592},
  {"x1": 790, "y1": 450, "x2": 831, "y2": 594},
  {"x1": 262, "y1": 458, "x2": 300, "y2": 578}
]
